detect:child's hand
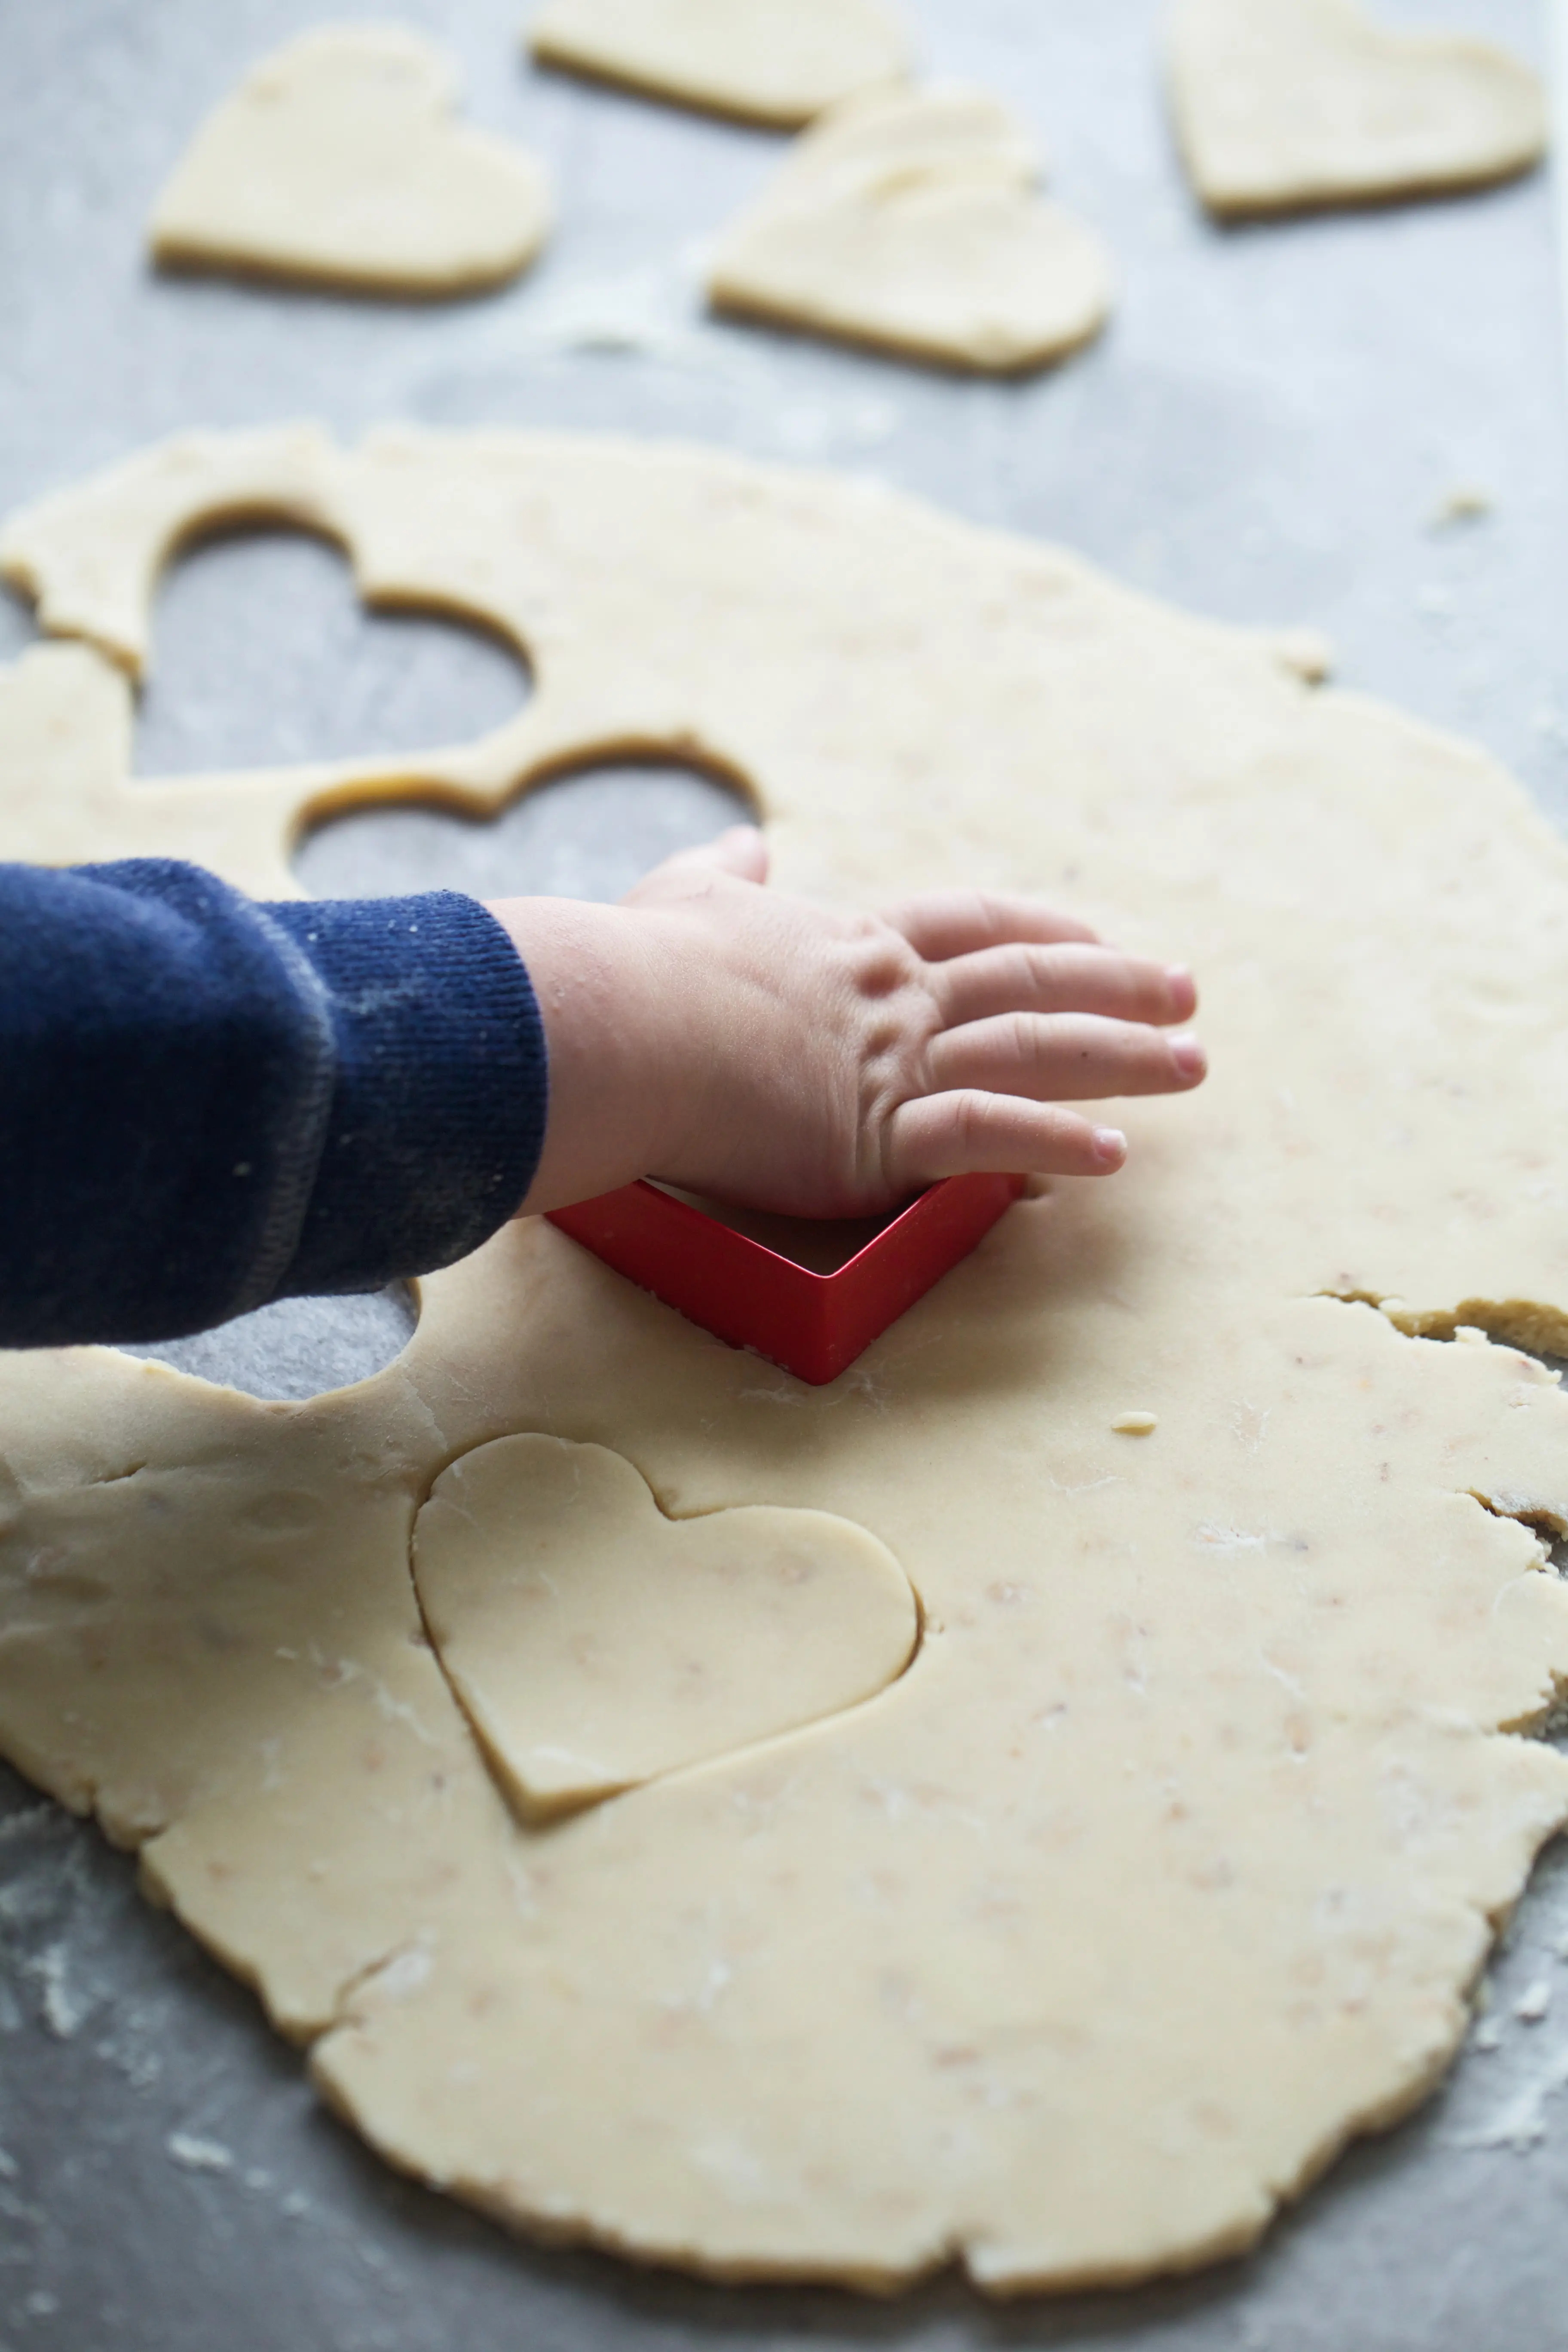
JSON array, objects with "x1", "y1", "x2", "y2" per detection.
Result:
[{"x1": 491, "y1": 827, "x2": 1205, "y2": 1220}]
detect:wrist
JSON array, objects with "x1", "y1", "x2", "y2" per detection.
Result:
[{"x1": 486, "y1": 896, "x2": 687, "y2": 1213}]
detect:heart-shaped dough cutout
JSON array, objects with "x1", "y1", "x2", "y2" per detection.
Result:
[
  {"x1": 1169, "y1": 0, "x2": 1546, "y2": 218},
  {"x1": 706, "y1": 86, "x2": 1111, "y2": 374},
  {"x1": 527, "y1": 0, "x2": 911, "y2": 129},
  {"x1": 149, "y1": 26, "x2": 553, "y2": 294},
  {"x1": 413, "y1": 1435, "x2": 919, "y2": 1820}
]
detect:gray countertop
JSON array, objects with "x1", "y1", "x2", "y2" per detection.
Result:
[{"x1": 3, "y1": 3, "x2": 1568, "y2": 2346}]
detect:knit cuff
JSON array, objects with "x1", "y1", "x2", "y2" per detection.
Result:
[{"x1": 262, "y1": 891, "x2": 547, "y2": 1299}]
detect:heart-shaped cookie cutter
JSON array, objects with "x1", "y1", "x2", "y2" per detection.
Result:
[{"x1": 547, "y1": 1172, "x2": 1026, "y2": 1385}]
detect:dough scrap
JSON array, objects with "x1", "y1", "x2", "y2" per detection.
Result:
[
  {"x1": 707, "y1": 86, "x2": 1111, "y2": 374},
  {"x1": 527, "y1": 0, "x2": 911, "y2": 129},
  {"x1": 149, "y1": 26, "x2": 553, "y2": 294},
  {"x1": 412, "y1": 1434, "x2": 919, "y2": 1819},
  {"x1": 1169, "y1": 0, "x2": 1547, "y2": 219},
  {"x1": 4, "y1": 429, "x2": 1568, "y2": 2291}
]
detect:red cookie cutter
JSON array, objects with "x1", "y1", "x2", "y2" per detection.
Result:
[{"x1": 546, "y1": 1172, "x2": 1026, "y2": 1386}]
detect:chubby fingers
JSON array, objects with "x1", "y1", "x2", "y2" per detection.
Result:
[
  {"x1": 881, "y1": 889, "x2": 1100, "y2": 963},
  {"x1": 888, "y1": 1092, "x2": 1130, "y2": 1185},
  {"x1": 928, "y1": 1011, "x2": 1206, "y2": 1103},
  {"x1": 934, "y1": 941, "x2": 1195, "y2": 1031}
]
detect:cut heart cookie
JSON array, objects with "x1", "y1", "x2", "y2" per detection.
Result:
[
  {"x1": 149, "y1": 26, "x2": 553, "y2": 295},
  {"x1": 412, "y1": 1435, "x2": 919, "y2": 1820},
  {"x1": 1169, "y1": 0, "x2": 1547, "y2": 219},
  {"x1": 707, "y1": 86, "x2": 1112, "y2": 373},
  {"x1": 527, "y1": 0, "x2": 911, "y2": 129}
]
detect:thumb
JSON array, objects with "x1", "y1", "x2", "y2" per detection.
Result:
[{"x1": 624, "y1": 822, "x2": 768, "y2": 905}]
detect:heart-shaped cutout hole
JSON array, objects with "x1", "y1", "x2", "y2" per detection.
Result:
[
  {"x1": 149, "y1": 25, "x2": 552, "y2": 295},
  {"x1": 131, "y1": 524, "x2": 751, "y2": 900},
  {"x1": 119, "y1": 1282, "x2": 417, "y2": 1402},
  {"x1": 413, "y1": 1434, "x2": 919, "y2": 1820},
  {"x1": 1169, "y1": 0, "x2": 1546, "y2": 218},
  {"x1": 134, "y1": 526, "x2": 530, "y2": 781},
  {"x1": 295, "y1": 757, "x2": 752, "y2": 902},
  {"x1": 707, "y1": 85, "x2": 1111, "y2": 373}
]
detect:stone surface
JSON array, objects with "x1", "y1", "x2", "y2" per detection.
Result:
[{"x1": 0, "y1": 0, "x2": 1565, "y2": 2346}]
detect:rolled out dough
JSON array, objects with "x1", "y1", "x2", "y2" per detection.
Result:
[
  {"x1": 527, "y1": 0, "x2": 911, "y2": 129},
  {"x1": 412, "y1": 1434, "x2": 919, "y2": 1820},
  {"x1": 4, "y1": 429, "x2": 1568, "y2": 2292},
  {"x1": 1169, "y1": 0, "x2": 1547, "y2": 219},
  {"x1": 707, "y1": 86, "x2": 1111, "y2": 374},
  {"x1": 149, "y1": 27, "x2": 553, "y2": 295}
]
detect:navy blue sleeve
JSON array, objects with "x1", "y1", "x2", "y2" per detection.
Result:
[{"x1": 0, "y1": 859, "x2": 548, "y2": 1348}]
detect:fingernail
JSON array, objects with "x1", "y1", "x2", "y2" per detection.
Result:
[
  {"x1": 1093, "y1": 1127, "x2": 1127, "y2": 1167},
  {"x1": 1169, "y1": 1031, "x2": 1205, "y2": 1081},
  {"x1": 1166, "y1": 963, "x2": 1194, "y2": 1003}
]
